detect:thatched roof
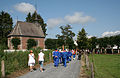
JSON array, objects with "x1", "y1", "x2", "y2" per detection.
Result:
[{"x1": 8, "y1": 21, "x2": 45, "y2": 38}]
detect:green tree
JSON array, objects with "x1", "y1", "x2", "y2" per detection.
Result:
[
  {"x1": 45, "y1": 38, "x2": 58, "y2": 49},
  {"x1": 26, "y1": 11, "x2": 47, "y2": 36},
  {"x1": 77, "y1": 28, "x2": 87, "y2": 49},
  {"x1": 27, "y1": 39, "x2": 37, "y2": 49},
  {"x1": 56, "y1": 24, "x2": 75, "y2": 49},
  {"x1": 113, "y1": 35, "x2": 120, "y2": 53},
  {"x1": 97, "y1": 37, "x2": 108, "y2": 49},
  {"x1": 0, "y1": 11, "x2": 13, "y2": 45},
  {"x1": 109, "y1": 36, "x2": 114, "y2": 47},
  {"x1": 57, "y1": 39, "x2": 64, "y2": 48},
  {"x1": 11, "y1": 38, "x2": 20, "y2": 49},
  {"x1": 87, "y1": 36, "x2": 97, "y2": 50},
  {"x1": 97, "y1": 37, "x2": 110, "y2": 53},
  {"x1": 26, "y1": 12, "x2": 32, "y2": 22}
]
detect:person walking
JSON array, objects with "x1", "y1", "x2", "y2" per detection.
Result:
[
  {"x1": 62, "y1": 50, "x2": 68, "y2": 67},
  {"x1": 38, "y1": 50, "x2": 45, "y2": 72},
  {"x1": 59, "y1": 49, "x2": 62, "y2": 64},
  {"x1": 72, "y1": 49, "x2": 76, "y2": 60},
  {"x1": 53, "y1": 49, "x2": 59, "y2": 67},
  {"x1": 28, "y1": 50, "x2": 35, "y2": 72},
  {"x1": 68, "y1": 50, "x2": 72, "y2": 61}
]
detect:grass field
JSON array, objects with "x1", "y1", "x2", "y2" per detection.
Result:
[{"x1": 89, "y1": 54, "x2": 120, "y2": 78}]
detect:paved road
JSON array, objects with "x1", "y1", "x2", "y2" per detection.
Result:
[{"x1": 18, "y1": 58, "x2": 81, "y2": 78}]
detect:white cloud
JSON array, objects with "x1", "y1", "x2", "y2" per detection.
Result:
[
  {"x1": 87, "y1": 35, "x2": 93, "y2": 38},
  {"x1": 102, "y1": 31, "x2": 120, "y2": 37},
  {"x1": 47, "y1": 12, "x2": 96, "y2": 28},
  {"x1": 14, "y1": 2, "x2": 35, "y2": 14},
  {"x1": 64, "y1": 12, "x2": 96, "y2": 24},
  {"x1": 47, "y1": 18, "x2": 64, "y2": 28}
]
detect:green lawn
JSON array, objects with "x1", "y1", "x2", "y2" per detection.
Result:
[{"x1": 89, "y1": 54, "x2": 120, "y2": 78}]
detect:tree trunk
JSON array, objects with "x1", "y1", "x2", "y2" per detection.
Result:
[
  {"x1": 112, "y1": 48, "x2": 114, "y2": 54},
  {"x1": 105, "y1": 49, "x2": 107, "y2": 54},
  {"x1": 93, "y1": 49, "x2": 95, "y2": 54},
  {"x1": 118, "y1": 49, "x2": 119, "y2": 54},
  {"x1": 101, "y1": 49, "x2": 102, "y2": 54}
]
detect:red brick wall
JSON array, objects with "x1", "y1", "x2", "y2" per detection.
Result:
[
  {"x1": 22, "y1": 37, "x2": 45, "y2": 49},
  {"x1": 8, "y1": 37, "x2": 45, "y2": 49}
]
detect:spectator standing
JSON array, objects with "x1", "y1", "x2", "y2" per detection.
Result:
[{"x1": 38, "y1": 50, "x2": 45, "y2": 72}]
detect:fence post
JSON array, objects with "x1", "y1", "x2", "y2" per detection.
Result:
[
  {"x1": 85, "y1": 54, "x2": 89, "y2": 70},
  {"x1": 1, "y1": 60, "x2": 5, "y2": 78},
  {"x1": 49, "y1": 53, "x2": 51, "y2": 61},
  {"x1": 91, "y1": 62, "x2": 94, "y2": 78}
]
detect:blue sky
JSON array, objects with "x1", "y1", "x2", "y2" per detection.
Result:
[{"x1": 0, "y1": 0, "x2": 120, "y2": 39}]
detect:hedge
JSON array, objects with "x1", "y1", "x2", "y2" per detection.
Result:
[{"x1": 0, "y1": 48, "x2": 53, "y2": 76}]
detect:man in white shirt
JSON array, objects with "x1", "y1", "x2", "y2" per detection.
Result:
[{"x1": 38, "y1": 50, "x2": 44, "y2": 72}]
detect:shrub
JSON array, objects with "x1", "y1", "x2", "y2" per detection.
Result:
[
  {"x1": 0, "y1": 44, "x2": 7, "y2": 58},
  {"x1": 0, "y1": 47, "x2": 53, "y2": 76},
  {"x1": 27, "y1": 39, "x2": 37, "y2": 50},
  {"x1": 11, "y1": 38, "x2": 20, "y2": 49}
]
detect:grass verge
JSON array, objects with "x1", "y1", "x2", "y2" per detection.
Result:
[{"x1": 89, "y1": 54, "x2": 120, "y2": 78}]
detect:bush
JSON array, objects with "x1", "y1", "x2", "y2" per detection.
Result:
[
  {"x1": 0, "y1": 47, "x2": 53, "y2": 76},
  {"x1": 11, "y1": 38, "x2": 20, "y2": 49},
  {"x1": 27, "y1": 39, "x2": 37, "y2": 50},
  {"x1": 0, "y1": 44, "x2": 7, "y2": 58}
]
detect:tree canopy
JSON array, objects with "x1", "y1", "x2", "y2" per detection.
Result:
[
  {"x1": 0, "y1": 11, "x2": 13, "y2": 45},
  {"x1": 77, "y1": 28, "x2": 87, "y2": 49},
  {"x1": 87, "y1": 36, "x2": 97, "y2": 50},
  {"x1": 45, "y1": 38, "x2": 58, "y2": 49},
  {"x1": 56, "y1": 24, "x2": 75, "y2": 49},
  {"x1": 26, "y1": 11, "x2": 47, "y2": 36}
]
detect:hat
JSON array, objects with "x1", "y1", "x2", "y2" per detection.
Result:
[{"x1": 30, "y1": 50, "x2": 33, "y2": 53}]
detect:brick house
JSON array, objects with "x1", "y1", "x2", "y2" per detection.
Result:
[{"x1": 8, "y1": 21, "x2": 45, "y2": 50}]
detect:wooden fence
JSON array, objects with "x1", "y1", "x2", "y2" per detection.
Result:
[
  {"x1": 1, "y1": 60, "x2": 5, "y2": 78},
  {"x1": 84, "y1": 52, "x2": 94, "y2": 78}
]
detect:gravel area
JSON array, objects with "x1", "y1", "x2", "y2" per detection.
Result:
[{"x1": 18, "y1": 58, "x2": 81, "y2": 78}]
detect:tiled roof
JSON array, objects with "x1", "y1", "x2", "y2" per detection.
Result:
[{"x1": 8, "y1": 21, "x2": 45, "y2": 38}]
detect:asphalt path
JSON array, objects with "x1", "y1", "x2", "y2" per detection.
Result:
[{"x1": 18, "y1": 57, "x2": 81, "y2": 78}]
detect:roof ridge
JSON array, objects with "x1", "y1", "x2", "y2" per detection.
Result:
[{"x1": 18, "y1": 23, "x2": 22, "y2": 35}]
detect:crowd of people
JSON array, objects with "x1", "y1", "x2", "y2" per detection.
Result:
[
  {"x1": 27, "y1": 49, "x2": 82, "y2": 72},
  {"x1": 52, "y1": 49, "x2": 82, "y2": 67}
]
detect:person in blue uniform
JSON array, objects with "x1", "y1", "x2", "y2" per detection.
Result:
[
  {"x1": 66, "y1": 49, "x2": 69, "y2": 63},
  {"x1": 68, "y1": 50, "x2": 72, "y2": 61},
  {"x1": 59, "y1": 49, "x2": 62, "y2": 64},
  {"x1": 53, "y1": 49, "x2": 59, "y2": 67},
  {"x1": 62, "y1": 50, "x2": 68, "y2": 67}
]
